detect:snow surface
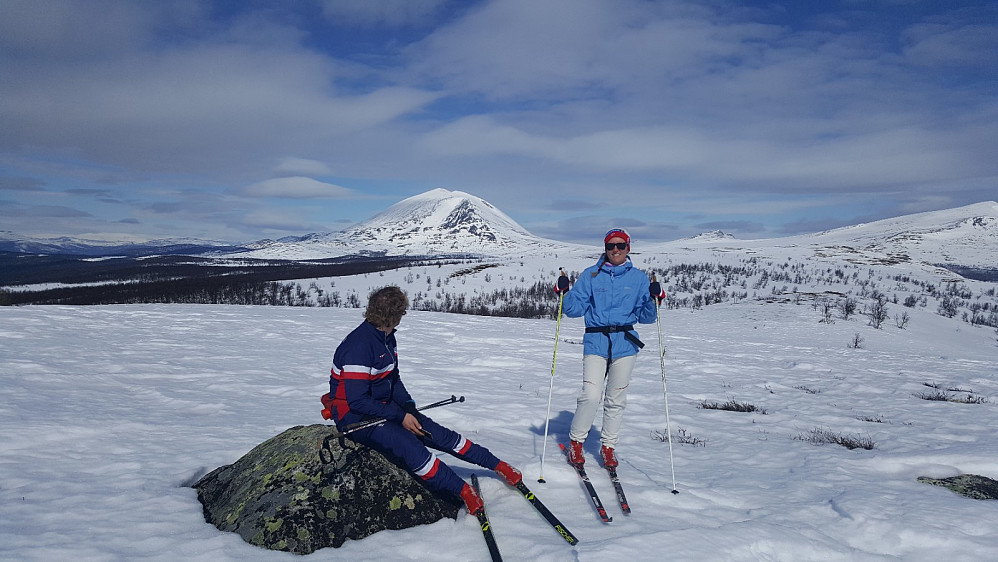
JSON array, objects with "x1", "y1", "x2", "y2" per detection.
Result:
[{"x1": 2, "y1": 300, "x2": 997, "y2": 561}]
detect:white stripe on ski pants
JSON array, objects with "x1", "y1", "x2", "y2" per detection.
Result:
[{"x1": 569, "y1": 354, "x2": 636, "y2": 448}]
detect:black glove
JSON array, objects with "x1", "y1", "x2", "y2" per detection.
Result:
[
  {"x1": 649, "y1": 281, "x2": 664, "y2": 304},
  {"x1": 555, "y1": 273, "x2": 570, "y2": 294}
]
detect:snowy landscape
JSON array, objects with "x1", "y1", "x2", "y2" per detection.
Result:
[
  {"x1": 4, "y1": 0, "x2": 997, "y2": 557},
  {"x1": 2, "y1": 192, "x2": 998, "y2": 560}
]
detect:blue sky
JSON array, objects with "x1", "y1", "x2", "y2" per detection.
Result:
[{"x1": 1, "y1": 0, "x2": 996, "y2": 244}]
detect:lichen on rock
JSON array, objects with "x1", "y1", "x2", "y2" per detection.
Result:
[
  {"x1": 917, "y1": 474, "x2": 998, "y2": 500},
  {"x1": 194, "y1": 424, "x2": 460, "y2": 554}
]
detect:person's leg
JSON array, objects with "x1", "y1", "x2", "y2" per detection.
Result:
[
  {"x1": 351, "y1": 422, "x2": 466, "y2": 497},
  {"x1": 569, "y1": 354, "x2": 610, "y2": 443},
  {"x1": 419, "y1": 414, "x2": 500, "y2": 469},
  {"x1": 599, "y1": 354, "x2": 635, "y2": 448},
  {"x1": 419, "y1": 414, "x2": 522, "y2": 486}
]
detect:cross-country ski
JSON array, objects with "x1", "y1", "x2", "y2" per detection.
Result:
[
  {"x1": 512, "y1": 481, "x2": 579, "y2": 545},
  {"x1": 606, "y1": 467, "x2": 631, "y2": 515},
  {"x1": 471, "y1": 474, "x2": 503, "y2": 562},
  {"x1": 559, "y1": 443, "x2": 612, "y2": 523}
]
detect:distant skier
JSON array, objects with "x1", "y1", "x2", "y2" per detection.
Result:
[
  {"x1": 321, "y1": 285, "x2": 522, "y2": 515},
  {"x1": 555, "y1": 228, "x2": 664, "y2": 468}
]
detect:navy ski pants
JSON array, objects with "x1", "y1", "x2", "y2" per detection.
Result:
[{"x1": 350, "y1": 413, "x2": 500, "y2": 498}]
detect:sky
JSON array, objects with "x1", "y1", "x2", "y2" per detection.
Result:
[{"x1": 1, "y1": 0, "x2": 997, "y2": 245}]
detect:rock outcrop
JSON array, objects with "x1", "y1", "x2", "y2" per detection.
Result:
[
  {"x1": 917, "y1": 474, "x2": 998, "y2": 500},
  {"x1": 193, "y1": 424, "x2": 460, "y2": 554}
]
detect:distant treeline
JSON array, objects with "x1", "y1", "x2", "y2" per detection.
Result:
[
  {"x1": 3, "y1": 252, "x2": 996, "y2": 329},
  {"x1": 938, "y1": 265, "x2": 998, "y2": 282},
  {"x1": 0, "y1": 252, "x2": 449, "y2": 306}
]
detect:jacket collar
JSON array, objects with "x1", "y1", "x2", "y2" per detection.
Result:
[
  {"x1": 362, "y1": 320, "x2": 395, "y2": 340},
  {"x1": 598, "y1": 255, "x2": 632, "y2": 275}
]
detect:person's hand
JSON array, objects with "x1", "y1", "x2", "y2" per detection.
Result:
[
  {"x1": 402, "y1": 413, "x2": 425, "y2": 436},
  {"x1": 649, "y1": 281, "x2": 664, "y2": 304},
  {"x1": 555, "y1": 269, "x2": 570, "y2": 293}
]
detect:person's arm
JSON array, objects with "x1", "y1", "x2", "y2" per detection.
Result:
[
  {"x1": 338, "y1": 350, "x2": 408, "y2": 422},
  {"x1": 391, "y1": 371, "x2": 416, "y2": 412},
  {"x1": 562, "y1": 269, "x2": 593, "y2": 318}
]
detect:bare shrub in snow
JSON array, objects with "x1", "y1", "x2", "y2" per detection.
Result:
[
  {"x1": 849, "y1": 333, "x2": 864, "y2": 349},
  {"x1": 698, "y1": 399, "x2": 767, "y2": 414},
  {"x1": 794, "y1": 427, "x2": 875, "y2": 450}
]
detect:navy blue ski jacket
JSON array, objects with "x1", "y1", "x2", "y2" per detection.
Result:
[{"x1": 328, "y1": 321, "x2": 414, "y2": 425}]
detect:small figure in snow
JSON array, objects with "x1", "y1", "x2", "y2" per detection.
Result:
[
  {"x1": 555, "y1": 229, "x2": 664, "y2": 468},
  {"x1": 321, "y1": 286, "x2": 522, "y2": 515}
]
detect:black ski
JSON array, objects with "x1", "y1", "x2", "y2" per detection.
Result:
[
  {"x1": 606, "y1": 467, "x2": 631, "y2": 514},
  {"x1": 471, "y1": 474, "x2": 503, "y2": 562},
  {"x1": 512, "y1": 481, "x2": 580, "y2": 545},
  {"x1": 559, "y1": 443, "x2": 612, "y2": 523}
]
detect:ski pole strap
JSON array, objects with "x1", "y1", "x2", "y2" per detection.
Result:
[{"x1": 585, "y1": 325, "x2": 645, "y2": 349}]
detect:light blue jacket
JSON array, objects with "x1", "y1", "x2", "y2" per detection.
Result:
[{"x1": 562, "y1": 256, "x2": 658, "y2": 359}]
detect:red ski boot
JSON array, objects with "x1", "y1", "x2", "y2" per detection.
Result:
[
  {"x1": 568, "y1": 440, "x2": 585, "y2": 466},
  {"x1": 600, "y1": 445, "x2": 618, "y2": 468},
  {"x1": 460, "y1": 482, "x2": 484, "y2": 515},
  {"x1": 494, "y1": 461, "x2": 522, "y2": 486}
]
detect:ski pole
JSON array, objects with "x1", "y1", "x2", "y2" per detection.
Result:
[
  {"x1": 330, "y1": 395, "x2": 465, "y2": 438},
  {"x1": 538, "y1": 271, "x2": 567, "y2": 483},
  {"x1": 653, "y1": 274, "x2": 679, "y2": 494}
]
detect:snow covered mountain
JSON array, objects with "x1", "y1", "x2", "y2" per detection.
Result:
[
  {"x1": 0, "y1": 231, "x2": 245, "y2": 257},
  {"x1": 806, "y1": 201, "x2": 998, "y2": 267},
  {"x1": 662, "y1": 201, "x2": 998, "y2": 271},
  {"x1": 234, "y1": 194, "x2": 998, "y2": 269},
  {"x1": 2, "y1": 193, "x2": 996, "y2": 272},
  {"x1": 231, "y1": 188, "x2": 575, "y2": 260},
  {"x1": 344, "y1": 188, "x2": 534, "y2": 250}
]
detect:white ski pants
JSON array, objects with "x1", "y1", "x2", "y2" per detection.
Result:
[{"x1": 569, "y1": 354, "x2": 636, "y2": 447}]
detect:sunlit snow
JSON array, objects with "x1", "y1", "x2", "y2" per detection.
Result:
[{"x1": 2, "y1": 300, "x2": 997, "y2": 561}]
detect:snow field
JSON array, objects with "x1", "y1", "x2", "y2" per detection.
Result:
[{"x1": 1, "y1": 300, "x2": 997, "y2": 561}]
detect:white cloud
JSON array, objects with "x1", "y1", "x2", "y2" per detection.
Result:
[
  {"x1": 403, "y1": 0, "x2": 778, "y2": 100},
  {"x1": 0, "y1": 0, "x2": 203, "y2": 60},
  {"x1": 903, "y1": 23, "x2": 998, "y2": 68},
  {"x1": 243, "y1": 177, "x2": 356, "y2": 199},
  {"x1": 0, "y1": 39, "x2": 439, "y2": 178},
  {"x1": 275, "y1": 158, "x2": 333, "y2": 176}
]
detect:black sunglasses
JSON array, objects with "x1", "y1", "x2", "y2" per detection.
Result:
[{"x1": 605, "y1": 242, "x2": 628, "y2": 251}]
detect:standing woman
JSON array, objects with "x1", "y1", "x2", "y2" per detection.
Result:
[
  {"x1": 322, "y1": 286, "x2": 522, "y2": 514},
  {"x1": 557, "y1": 229, "x2": 664, "y2": 467}
]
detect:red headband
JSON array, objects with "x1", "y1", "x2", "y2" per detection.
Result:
[{"x1": 603, "y1": 228, "x2": 630, "y2": 244}]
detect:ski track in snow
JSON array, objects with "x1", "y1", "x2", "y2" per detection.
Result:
[{"x1": 1, "y1": 302, "x2": 997, "y2": 561}]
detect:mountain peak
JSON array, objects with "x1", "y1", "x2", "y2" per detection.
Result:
[
  {"x1": 341, "y1": 188, "x2": 535, "y2": 253},
  {"x1": 682, "y1": 230, "x2": 735, "y2": 242},
  {"x1": 225, "y1": 188, "x2": 553, "y2": 259}
]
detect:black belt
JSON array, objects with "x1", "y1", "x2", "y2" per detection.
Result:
[{"x1": 585, "y1": 324, "x2": 645, "y2": 363}]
